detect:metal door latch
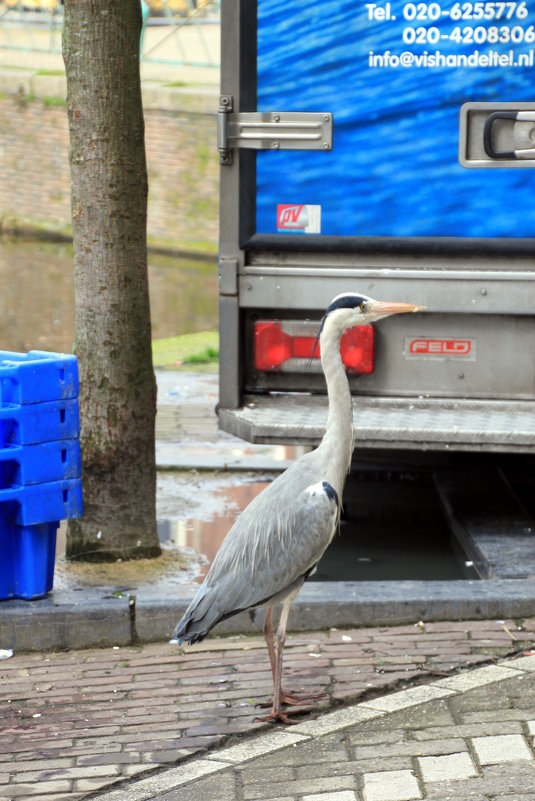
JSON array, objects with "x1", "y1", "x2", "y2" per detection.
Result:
[
  {"x1": 460, "y1": 103, "x2": 535, "y2": 168},
  {"x1": 484, "y1": 111, "x2": 535, "y2": 160},
  {"x1": 218, "y1": 95, "x2": 333, "y2": 165}
]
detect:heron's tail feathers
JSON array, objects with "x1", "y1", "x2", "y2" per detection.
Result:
[{"x1": 172, "y1": 587, "x2": 224, "y2": 645}]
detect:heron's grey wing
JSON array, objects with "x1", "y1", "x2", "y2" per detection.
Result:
[
  {"x1": 173, "y1": 479, "x2": 339, "y2": 644},
  {"x1": 219, "y1": 479, "x2": 340, "y2": 606}
]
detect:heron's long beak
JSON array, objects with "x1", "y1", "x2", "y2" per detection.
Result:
[{"x1": 369, "y1": 300, "x2": 425, "y2": 316}]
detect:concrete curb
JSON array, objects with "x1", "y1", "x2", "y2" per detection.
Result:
[
  {"x1": 136, "y1": 578, "x2": 535, "y2": 641},
  {"x1": 90, "y1": 654, "x2": 535, "y2": 801},
  {"x1": 3, "y1": 578, "x2": 535, "y2": 652}
]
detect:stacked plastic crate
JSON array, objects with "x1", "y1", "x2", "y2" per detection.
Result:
[{"x1": 0, "y1": 351, "x2": 83, "y2": 600}]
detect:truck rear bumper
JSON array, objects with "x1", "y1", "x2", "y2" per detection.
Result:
[{"x1": 219, "y1": 395, "x2": 535, "y2": 452}]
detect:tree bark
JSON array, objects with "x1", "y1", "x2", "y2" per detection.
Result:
[{"x1": 63, "y1": 0, "x2": 160, "y2": 560}]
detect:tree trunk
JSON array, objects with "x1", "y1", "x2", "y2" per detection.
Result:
[{"x1": 63, "y1": 0, "x2": 160, "y2": 561}]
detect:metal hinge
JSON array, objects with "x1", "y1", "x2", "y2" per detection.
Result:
[{"x1": 218, "y1": 95, "x2": 333, "y2": 165}]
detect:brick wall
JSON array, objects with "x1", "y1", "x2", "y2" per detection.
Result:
[{"x1": 0, "y1": 86, "x2": 219, "y2": 251}]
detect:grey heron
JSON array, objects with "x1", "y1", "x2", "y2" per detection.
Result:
[{"x1": 173, "y1": 293, "x2": 423, "y2": 723}]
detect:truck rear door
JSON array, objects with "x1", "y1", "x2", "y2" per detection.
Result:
[{"x1": 218, "y1": 0, "x2": 535, "y2": 452}]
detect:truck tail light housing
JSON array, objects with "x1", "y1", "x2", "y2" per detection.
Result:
[{"x1": 254, "y1": 320, "x2": 375, "y2": 374}]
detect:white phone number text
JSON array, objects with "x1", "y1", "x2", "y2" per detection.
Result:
[
  {"x1": 368, "y1": 2, "x2": 531, "y2": 20},
  {"x1": 403, "y1": 23, "x2": 535, "y2": 41}
]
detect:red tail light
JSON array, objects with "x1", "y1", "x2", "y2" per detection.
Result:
[{"x1": 254, "y1": 320, "x2": 375, "y2": 374}]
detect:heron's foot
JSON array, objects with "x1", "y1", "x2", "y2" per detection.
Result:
[
  {"x1": 255, "y1": 705, "x2": 313, "y2": 725},
  {"x1": 256, "y1": 689, "x2": 326, "y2": 709},
  {"x1": 280, "y1": 690, "x2": 327, "y2": 705}
]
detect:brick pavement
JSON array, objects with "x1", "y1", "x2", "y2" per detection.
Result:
[{"x1": 1, "y1": 619, "x2": 535, "y2": 800}]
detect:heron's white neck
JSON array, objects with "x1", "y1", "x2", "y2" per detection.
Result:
[{"x1": 315, "y1": 317, "x2": 355, "y2": 496}]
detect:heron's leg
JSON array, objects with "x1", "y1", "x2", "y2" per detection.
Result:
[
  {"x1": 263, "y1": 607, "x2": 277, "y2": 685},
  {"x1": 273, "y1": 602, "x2": 326, "y2": 707},
  {"x1": 257, "y1": 606, "x2": 295, "y2": 710},
  {"x1": 272, "y1": 598, "x2": 292, "y2": 715},
  {"x1": 257, "y1": 598, "x2": 311, "y2": 724},
  {"x1": 257, "y1": 602, "x2": 326, "y2": 711}
]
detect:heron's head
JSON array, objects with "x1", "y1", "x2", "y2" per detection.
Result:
[{"x1": 321, "y1": 292, "x2": 424, "y2": 332}]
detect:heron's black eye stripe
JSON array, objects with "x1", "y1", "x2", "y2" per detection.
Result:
[
  {"x1": 324, "y1": 294, "x2": 367, "y2": 317},
  {"x1": 307, "y1": 294, "x2": 367, "y2": 367}
]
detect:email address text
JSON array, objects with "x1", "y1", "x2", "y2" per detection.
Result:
[{"x1": 368, "y1": 46, "x2": 534, "y2": 65}]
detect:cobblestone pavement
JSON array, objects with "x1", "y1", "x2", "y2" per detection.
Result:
[{"x1": 1, "y1": 619, "x2": 535, "y2": 800}]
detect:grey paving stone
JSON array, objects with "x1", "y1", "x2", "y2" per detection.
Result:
[
  {"x1": 241, "y1": 775, "x2": 357, "y2": 800},
  {"x1": 422, "y1": 796, "x2": 488, "y2": 801},
  {"x1": 347, "y1": 700, "x2": 455, "y2": 742},
  {"x1": 347, "y1": 730, "x2": 408, "y2": 748},
  {"x1": 354, "y1": 738, "x2": 468, "y2": 761},
  {"x1": 303, "y1": 793, "x2": 357, "y2": 801},
  {"x1": 147, "y1": 770, "x2": 238, "y2": 801},
  {"x1": 362, "y1": 769, "x2": 421, "y2": 801},
  {"x1": 460, "y1": 708, "x2": 535, "y2": 724},
  {"x1": 488, "y1": 796, "x2": 535, "y2": 801},
  {"x1": 505, "y1": 676, "x2": 535, "y2": 705},
  {"x1": 449, "y1": 685, "x2": 514, "y2": 713},
  {"x1": 243, "y1": 733, "x2": 350, "y2": 768},
  {"x1": 471, "y1": 734, "x2": 533, "y2": 764},
  {"x1": 424, "y1": 762, "x2": 535, "y2": 799},
  {"x1": 417, "y1": 751, "x2": 477, "y2": 782},
  {"x1": 411, "y1": 720, "x2": 523, "y2": 740},
  {"x1": 238, "y1": 765, "x2": 295, "y2": 785},
  {"x1": 295, "y1": 757, "x2": 414, "y2": 781}
]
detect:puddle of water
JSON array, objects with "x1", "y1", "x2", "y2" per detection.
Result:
[
  {"x1": 0, "y1": 239, "x2": 217, "y2": 353},
  {"x1": 157, "y1": 479, "x2": 270, "y2": 583}
]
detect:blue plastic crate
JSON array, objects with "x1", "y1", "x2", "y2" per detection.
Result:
[
  {"x1": 0, "y1": 521, "x2": 58, "y2": 600},
  {"x1": 0, "y1": 351, "x2": 79, "y2": 406},
  {"x1": 0, "y1": 398, "x2": 79, "y2": 447},
  {"x1": 0, "y1": 478, "x2": 83, "y2": 526},
  {"x1": 0, "y1": 350, "x2": 81, "y2": 601},
  {"x1": 0, "y1": 440, "x2": 81, "y2": 489}
]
